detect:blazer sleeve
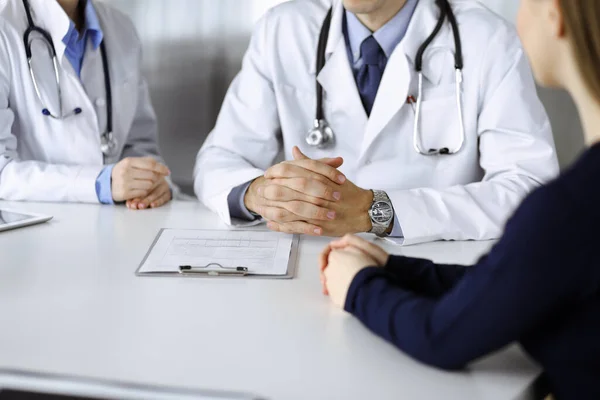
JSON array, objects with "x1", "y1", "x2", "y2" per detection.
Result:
[
  {"x1": 383, "y1": 255, "x2": 469, "y2": 298},
  {"x1": 345, "y1": 186, "x2": 590, "y2": 370}
]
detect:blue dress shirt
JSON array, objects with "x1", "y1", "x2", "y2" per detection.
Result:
[
  {"x1": 62, "y1": 0, "x2": 114, "y2": 204},
  {"x1": 228, "y1": 2, "x2": 418, "y2": 237}
]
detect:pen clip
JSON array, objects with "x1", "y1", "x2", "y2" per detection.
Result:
[{"x1": 179, "y1": 263, "x2": 249, "y2": 276}]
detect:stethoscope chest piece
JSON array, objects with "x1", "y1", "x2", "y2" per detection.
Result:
[
  {"x1": 306, "y1": 119, "x2": 335, "y2": 149},
  {"x1": 100, "y1": 132, "x2": 118, "y2": 157}
]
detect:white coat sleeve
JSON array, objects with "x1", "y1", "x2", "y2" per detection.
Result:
[
  {"x1": 388, "y1": 28, "x2": 559, "y2": 246},
  {"x1": 120, "y1": 78, "x2": 162, "y2": 161},
  {"x1": 194, "y1": 12, "x2": 282, "y2": 225},
  {"x1": 120, "y1": 28, "x2": 162, "y2": 163},
  {"x1": 0, "y1": 31, "x2": 103, "y2": 203},
  {"x1": 116, "y1": 21, "x2": 180, "y2": 198}
]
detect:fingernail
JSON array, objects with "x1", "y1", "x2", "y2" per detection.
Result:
[
  {"x1": 333, "y1": 192, "x2": 341, "y2": 201},
  {"x1": 140, "y1": 204, "x2": 146, "y2": 209},
  {"x1": 314, "y1": 228, "x2": 322, "y2": 235},
  {"x1": 327, "y1": 211, "x2": 336, "y2": 220},
  {"x1": 337, "y1": 175, "x2": 346, "y2": 184},
  {"x1": 267, "y1": 222, "x2": 273, "y2": 229}
]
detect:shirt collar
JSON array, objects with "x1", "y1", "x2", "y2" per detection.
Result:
[
  {"x1": 345, "y1": 0, "x2": 419, "y2": 63},
  {"x1": 62, "y1": 0, "x2": 104, "y2": 50}
]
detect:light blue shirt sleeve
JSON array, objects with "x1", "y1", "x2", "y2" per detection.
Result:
[{"x1": 95, "y1": 165, "x2": 115, "y2": 205}]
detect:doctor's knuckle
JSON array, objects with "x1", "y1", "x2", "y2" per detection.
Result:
[
  {"x1": 296, "y1": 177, "x2": 309, "y2": 191},
  {"x1": 277, "y1": 164, "x2": 292, "y2": 176},
  {"x1": 274, "y1": 209, "x2": 287, "y2": 220},
  {"x1": 313, "y1": 207, "x2": 326, "y2": 219},
  {"x1": 266, "y1": 186, "x2": 284, "y2": 200},
  {"x1": 305, "y1": 160, "x2": 319, "y2": 171},
  {"x1": 292, "y1": 202, "x2": 306, "y2": 214}
]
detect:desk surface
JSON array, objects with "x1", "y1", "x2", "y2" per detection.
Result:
[{"x1": 0, "y1": 201, "x2": 542, "y2": 400}]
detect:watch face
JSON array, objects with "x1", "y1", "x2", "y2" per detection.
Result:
[{"x1": 371, "y1": 201, "x2": 393, "y2": 224}]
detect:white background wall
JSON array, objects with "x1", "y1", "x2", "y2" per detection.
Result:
[{"x1": 101, "y1": 0, "x2": 584, "y2": 189}]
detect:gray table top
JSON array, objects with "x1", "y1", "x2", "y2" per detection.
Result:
[{"x1": 0, "y1": 201, "x2": 542, "y2": 400}]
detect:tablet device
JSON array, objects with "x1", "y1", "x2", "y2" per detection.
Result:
[{"x1": 0, "y1": 209, "x2": 52, "y2": 233}]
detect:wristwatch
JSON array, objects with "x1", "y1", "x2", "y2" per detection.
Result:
[{"x1": 368, "y1": 190, "x2": 394, "y2": 237}]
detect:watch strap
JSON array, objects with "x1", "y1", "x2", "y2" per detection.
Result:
[{"x1": 369, "y1": 190, "x2": 393, "y2": 237}]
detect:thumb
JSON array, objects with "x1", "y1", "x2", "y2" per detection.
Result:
[
  {"x1": 292, "y1": 146, "x2": 344, "y2": 168},
  {"x1": 292, "y1": 146, "x2": 309, "y2": 161}
]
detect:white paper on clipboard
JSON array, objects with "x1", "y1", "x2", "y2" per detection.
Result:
[{"x1": 137, "y1": 229, "x2": 298, "y2": 279}]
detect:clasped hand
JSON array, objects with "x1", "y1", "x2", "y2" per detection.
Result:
[
  {"x1": 110, "y1": 157, "x2": 172, "y2": 210},
  {"x1": 244, "y1": 147, "x2": 374, "y2": 236},
  {"x1": 319, "y1": 235, "x2": 390, "y2": 308}
]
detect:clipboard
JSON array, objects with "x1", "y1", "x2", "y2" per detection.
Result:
[{"x1": 136, "y1": 229, "x2": 300, "y2": 280}]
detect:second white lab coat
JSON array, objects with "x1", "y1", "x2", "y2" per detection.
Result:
[
  {"x1": 195, "y1": 0, "x2": 559, "y2": 245},
  {"x1": 0, "y1": 0, "x2": 164, "y2": 203}
]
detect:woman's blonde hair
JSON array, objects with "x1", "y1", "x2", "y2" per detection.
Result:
[{"x1": 559, "y1": 0, "x2": 600, "y2": 102}]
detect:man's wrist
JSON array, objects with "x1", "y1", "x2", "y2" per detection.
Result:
[
  {"x1": 244, "y1": 177, "x2": 263, "y2": 214},
  {"x1": 359, "y1": 189, "x2": 374, "y2": 233}
]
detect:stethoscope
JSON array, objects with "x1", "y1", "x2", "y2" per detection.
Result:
[
  {"x1": 22, "y1": 0, "x2": 118, "y2": 157},
  {"x1": 307, "y1": 0, "x2": 466, "y2": 156}
]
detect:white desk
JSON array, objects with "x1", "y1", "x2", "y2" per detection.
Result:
[{"x1": 0, "y1": 201, "x2": 544, "y2": 400}]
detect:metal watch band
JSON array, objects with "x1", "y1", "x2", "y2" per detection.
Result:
[{"x1": 369, "y1": 190, "x2": 393, "y2": 237}]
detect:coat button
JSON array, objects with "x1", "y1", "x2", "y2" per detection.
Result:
[{"x1": 95, "y1": 98, "x2": 106, "y2": 107}]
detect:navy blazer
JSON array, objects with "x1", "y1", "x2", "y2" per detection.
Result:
[{"x1": 345, "y1": 144, "x2": 600, "y2": 400}]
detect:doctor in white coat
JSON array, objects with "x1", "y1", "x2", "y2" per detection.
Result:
[
  {"x1": 0, "y1": 0, "x2": 172, "y2": 209},
  {"x1": 194, "y1": 0, "x2": 559, "y2": 245}
]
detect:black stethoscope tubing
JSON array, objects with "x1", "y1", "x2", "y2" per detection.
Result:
[
  {"x1": 22, "y1": 0, "x2": 113, "y2": 145},
  {"x1": 312, "y1": 0, "x2": 464, "y2": 153}
]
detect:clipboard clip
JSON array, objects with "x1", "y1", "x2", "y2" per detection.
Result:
[{"x1": 179, "y1": 263, "x2": 249, "y2": 276}]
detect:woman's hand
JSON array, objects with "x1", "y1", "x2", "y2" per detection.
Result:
[
  {"x1": 319, "y1": 234, "x2": 390, "y2": 296},
  {"x1": 322, "y1": 248, "x2": 378, "y2": 308},
  {"x1": 126, "y1": 178, "x2": 172, "y2": 210}
]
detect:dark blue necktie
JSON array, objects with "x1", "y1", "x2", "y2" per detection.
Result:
[{"x1": 356, "y1": 36, "x2": 387, "y2": 116}]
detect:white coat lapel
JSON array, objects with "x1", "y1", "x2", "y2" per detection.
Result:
[
  {"x1": 316, "y1": 1, "x2": 367, "y2": 130},
  {"x1": 360, "y1": 47, "x2": 410, "y2": 159},
  {"x1": 359, "y1": 0, "x2": 448, "y2": 159}
]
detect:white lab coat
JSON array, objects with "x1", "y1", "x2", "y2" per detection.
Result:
[
  {"x1": 0, "y1": 0, "x2": 164, "y2": 203},
  {"x1": 194, "y1": 0, "x2": 559, "y2": 245}
]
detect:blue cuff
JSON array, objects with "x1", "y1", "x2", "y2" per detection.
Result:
[
  {"x1": 227, "y1": 180, "x2": 257, "y2": 221},
  {"x1": 95, "y1": 165, "x2": 115, "y2": 205},
  {"x1": 389, "y1": 214, "x2": 404, "y2": 238}
]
